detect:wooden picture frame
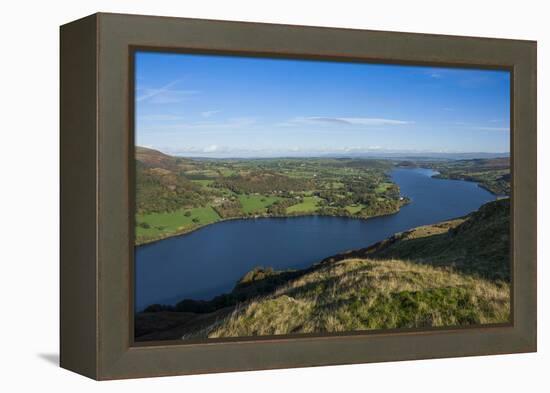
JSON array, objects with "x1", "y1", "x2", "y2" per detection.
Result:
[{"x1": 60, "y1": 12, "x2": 536, "y2": 380}]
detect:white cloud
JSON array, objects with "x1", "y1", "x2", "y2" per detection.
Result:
[
  {"x1": 450, "y1": 122, "x2": 509, "y2": 132},
  {"x1": 136, "y1": 80, "x2": 179, "y2": 102},
  {"x1": 136, "y1": 80, "x2": 199, "y2": 103},
  {"x1": 293, "y1": 116, "x2": 412, "y2": 126},
  {"x1": 159, "y1": 145, "x2": 400, "y2": 158},
  {"x1": 421, "y1": 68, "x2": 446, "y2": 79},
  {"x1": 203, "y1": 145, "x2": 219, "y2": 153},
  {"x1": 201, "y1": 110, "x2": 221, "y2": 118},
  {"x1": 139, "y1": 117, "x2": 257, "y2": 133},
  {"x1": 474, "y1": 126, "x2": 510, "y2": 132},
  {"x1": 138, "y1": 114, "x2": 186, "y2": 121}
]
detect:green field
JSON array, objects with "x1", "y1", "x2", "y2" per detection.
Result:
[
  {"x1": 135, "y1": 147, "x2": 510, "y2": 245},
  {"x1": 238, "y1": 195, "x2": 280, "y2": 214},
  {"x1": 184, "y1": 169, "x2": 218, "y2": 178},
  {"x1": 345, "y1": 204, "x2": 364, "y2": 214},
  {"x1": 191, "y1": 179, "x2": 215, "y2": 187},
  {"x1": 136, "y1": 206, "x2": 220, "y2": 240},
  {"x1": 218, "y1": 168, "x2": 238, "y2": 177},
  {"x1": 286, "y1": 196, "x2": 320, "y2": 213},
  {"x1": 375, "y1": 182, "x2": 392, "y2": 193}
]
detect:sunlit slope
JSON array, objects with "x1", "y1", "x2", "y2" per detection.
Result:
[{"x1": 208, "y1": 199, "x2": 510, "y2": 337}]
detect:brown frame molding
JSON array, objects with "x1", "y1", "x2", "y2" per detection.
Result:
[{"x1": 60, "y1": 12, "x2": 537, "y2": 380}]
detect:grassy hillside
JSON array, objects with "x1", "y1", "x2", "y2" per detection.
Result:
[
  {"x1": 135, "y1": 199, "x2": 510, "y2": 341},
  {"x1": 326, "y1": 198, "x2": 510, "y2": 282},
  {"x1": 429, "y1": 158, "x2": 510, "y2": 195},
  {"x1": 209, "y1": 258, "x2": 509, "y2": 338},
  {"x1": 134, "y1": 146, "x2": 409, "y2": 245},
  {"x1": 136, "y1": 146, "x2": 181, "y2": 170}
]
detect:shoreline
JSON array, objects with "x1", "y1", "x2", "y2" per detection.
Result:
[
  {"x1": 135, "y1": 166, "x2": 504, "y2": 247},
  {"x1": 402, "y1": 164, "x2": 507, "y2": 197},
  {"x1": 136, "y1": 200, "x2": 409, "y2": 248},
  {"x1": 136, "y1": 169, "x2": 406, "y2": 247},
  {"x1": 430, "y1": 173, "x2": 507, "y2": 196},
  {"x1": 137, "y1": 197, "x2": 509, "y2": 314},
  {"x1": 135, "y1": 172, "x2": 505, "y2": 312}
]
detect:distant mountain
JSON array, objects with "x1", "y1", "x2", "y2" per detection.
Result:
[
  {"x1": 138, "y1": 146, "x2": 510, "y2": 161},
  {"x1": 319, "y1": 151, "x2": 510, "y2": 161},
  {"x1": 135, "y1": 146, "x2": 182, "y2": 170}
]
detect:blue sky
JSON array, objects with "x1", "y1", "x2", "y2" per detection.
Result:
[{"x1": 135, "y1": 51, "x2": 510, "y2": 157}]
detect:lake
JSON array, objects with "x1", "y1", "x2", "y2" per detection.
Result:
[{"x1": 135, "y1": 168, "x2": 496, "y2": 310}]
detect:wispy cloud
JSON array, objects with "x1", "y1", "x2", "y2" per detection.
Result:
[
  {"x1": 201, "y1": 110, "x2": 221, "y2": 118},
  {"x1": 136, "y1": 80, "x2": 179, "y2": 102},
  {"x1": 151, "y1": 144, "x2": 509, "y2": 159},
  {"x1": 138, "y1": 114, "x2": 186, "y2": 121},
  {"x1": 203, "y1": 144, "x2": 220, "y2": 153},
  {"x1": 161, "y1": 144, "x2": 391, "y2": 157},
  {"x1": 291, "y1": 116, "x2": 412, "y2": 126},
  {"x1": 422, "y1": 68, "x2": 446, "y2": 79},
  {"x1": 474, "y1": 126, "x2": 510, "y2": 132},
  {"x1": 422, "y1": 68, "x2": 502, "y2": 89},
  {"x1": 139, "y1": 117, "x2": 258, "y2": 133},
  {"x1": 136, "y1": 80, "x2": 199, "y2": 103},
  {"x1": 458, "y1": 75, "x2": 490, "y2": 89},
  {"x1": 450, "y1": 121, "x2": 509, "y2": 132}
]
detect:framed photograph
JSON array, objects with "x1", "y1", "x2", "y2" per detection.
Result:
[{"x1": 60, "y1": 13, "x2": 536, "y2": 380}]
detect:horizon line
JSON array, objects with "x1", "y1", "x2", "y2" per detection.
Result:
[{"x1": 137, "y1": 145, "x2": 510, "y2": 160}]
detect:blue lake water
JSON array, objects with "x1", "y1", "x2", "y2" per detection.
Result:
[{"x1": 135, "y1": 168, "x2": 496, "y2": 310}]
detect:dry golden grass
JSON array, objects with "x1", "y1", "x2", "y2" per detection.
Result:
[
  {"x1": 398, "y1": 218, "x2": 466, "y2": 240},
  {"x1": 208, "y1": 258, "x2": 510, "y2": 338}
]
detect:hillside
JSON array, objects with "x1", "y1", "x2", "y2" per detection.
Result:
[
  {"x1": 429, "y1": 158, "x2": 510, "y2": 195},
  {"x1": 324, "y1": 198, "x2": 510, "y2": 282},
  {"x1": 134, "y1": 146, "x2": 409, "y2": 245},
  {"x1": 135, "y1": 199, "x2": 510, "y2": 341},
  {"x1": 136, "y1": 146, "x2": 181, "y2": 170},
  {"x1": 209, "y1": 258, "x2": 509, "y2": 338}
]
